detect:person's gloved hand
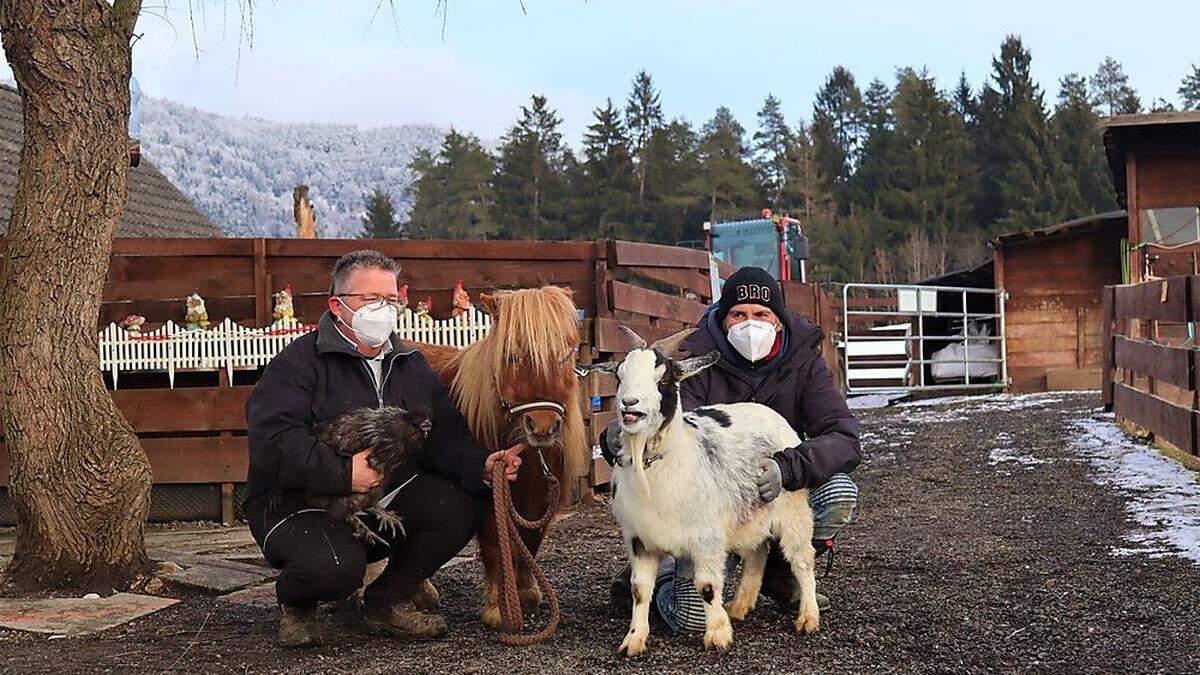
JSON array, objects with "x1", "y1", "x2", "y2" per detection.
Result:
[
  {"x1": 757, "y1": 458, "x2": 783, "y2": 502},
  {"x1": 602, "y1": 417, "x2": 623, "y2": 466}
]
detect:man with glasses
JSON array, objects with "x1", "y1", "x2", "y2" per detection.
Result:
[{"x1": 245, "y1": 249, "x2": 523, "y2": 647}]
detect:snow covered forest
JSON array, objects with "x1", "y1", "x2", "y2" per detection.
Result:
[{"x1": 138, "y1": 95, "x2": 444, "y2": 238}]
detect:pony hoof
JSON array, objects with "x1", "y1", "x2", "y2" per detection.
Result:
[
  {"x1": 519, "y1": 586, "x2": 543, "y2": 613},
  {"x1": 481, "y1": 604, "x2": 504, "y2": 630}
]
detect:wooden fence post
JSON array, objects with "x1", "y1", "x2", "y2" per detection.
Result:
[{"x1": 1101, "y1": 285, "x2": 1115, "y2": 410}]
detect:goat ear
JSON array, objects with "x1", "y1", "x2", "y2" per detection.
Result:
[
  {"x1": 676, "y1": 351, "x2": 720, "y2": 380},
  {"x1": 618, "y1": 325, "x2": 648, "y2": 351}
]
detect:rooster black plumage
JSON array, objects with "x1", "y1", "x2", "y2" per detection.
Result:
[{"x1": 278, "y1": 405, "x2": 431, "y2": 546}]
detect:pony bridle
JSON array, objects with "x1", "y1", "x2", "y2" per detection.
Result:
[{"x1": 495, "y1": 377, "x2": 564, "y2": 477}]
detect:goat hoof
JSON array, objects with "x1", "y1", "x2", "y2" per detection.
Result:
[
  {"x1": 481, "y1": 604, "x2": 504, "y2": 630},
  {"x1": 724, "y1": 601, "x2": 752, "y2": 621},
  {"x1": 794, "y1": 611, "x2": 821, "y2": 634},
  {"x1": 703, "y1": 626, "x2": 734, "y2": 651},
  {"x1": 618, "y1": 632, "x2": 648, "y2": 657}
]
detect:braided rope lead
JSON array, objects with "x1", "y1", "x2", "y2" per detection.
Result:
[{"x1": 492, "y1": 460, "x2": 561, "y2": 646}]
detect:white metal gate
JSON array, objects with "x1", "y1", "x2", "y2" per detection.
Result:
[{"x1": 841, "y1": 282, "x2": 1007, "y2": 395}]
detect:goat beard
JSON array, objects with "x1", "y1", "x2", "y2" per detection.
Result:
[{"x1": 624, "y1": 431, "x2": 654, "y2": 498}]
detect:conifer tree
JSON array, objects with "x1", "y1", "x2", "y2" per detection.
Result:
[{"x1": 360, "y1": 187, "x2": 401, "y2": 238}]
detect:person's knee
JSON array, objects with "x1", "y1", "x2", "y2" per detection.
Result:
[
  {"x1": 418, "y1": 478, "x2": 482, "y2": 549},
  {"x1": 280, "y1": 543, "x2": 367, "y2": 603}
]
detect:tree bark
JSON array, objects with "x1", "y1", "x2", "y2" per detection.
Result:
[{"x1": 0, "y1": 0, "x2": 151, "y2": 592}]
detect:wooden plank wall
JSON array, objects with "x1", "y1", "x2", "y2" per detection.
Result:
[
  {"x1": 1000, "y1": 221, "x2": 1125, "y2": 392},
  {"x1": 1101, "y1": 274, "x2": 1200, "y2": 456}
]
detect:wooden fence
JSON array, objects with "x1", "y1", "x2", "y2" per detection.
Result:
[
  {"x1": 1101, "y1": 275, "x2": 1200, "y2": 456},
  {"x1": 0, "y1": 237, "x2": 838, "y2": 522}
]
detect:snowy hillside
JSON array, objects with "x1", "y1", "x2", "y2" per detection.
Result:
[{"x1": 139, "y1": 96, "x2": 444, "y2": 238}]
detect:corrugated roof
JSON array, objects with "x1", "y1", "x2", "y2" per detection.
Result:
[
  {"x1": 989, "y1": 210, "x2": 1127, "y2": 247},
  {"x1": 0, "y1": 83, "x2": 222, "y2": 238}
]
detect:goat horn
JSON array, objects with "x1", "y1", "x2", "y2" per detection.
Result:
[
  {"x1": 650, "y1": 328, "x2": 695, "y2": 358},
  {"x1": 618, "y1": 325, "x2": 648, "y2": 351}
]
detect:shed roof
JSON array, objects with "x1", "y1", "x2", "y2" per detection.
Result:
[
  {"x1": 0, "y1": 84, "x2": 222, "y2": 238},
  {"x1": 989, "y1": 210, "x2": 1127, "y2": 248},
  {"x1": 1101, "y1": 112, "x2": 1200, "y2": 206}
]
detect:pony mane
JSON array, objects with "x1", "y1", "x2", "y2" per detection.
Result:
[{"x1": 448, "y1": 286, "x2": 587, "y2": 490}]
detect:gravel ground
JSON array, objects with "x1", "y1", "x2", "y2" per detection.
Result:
[{"x1": 2, "y1": 392, "x2": 1199, "y2": 674}]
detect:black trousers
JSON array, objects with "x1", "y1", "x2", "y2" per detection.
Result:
[{"x1": 249, "y1": 473, "x2": 483, "y2": 608}]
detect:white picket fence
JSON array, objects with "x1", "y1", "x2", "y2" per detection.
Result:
[{"x1": 98, "y1": 308, "x2": 493, "y2": 389}]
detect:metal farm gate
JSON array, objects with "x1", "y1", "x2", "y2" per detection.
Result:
[{"x1": 841, "y1": 283, "x2": 1008, "y2": 395}]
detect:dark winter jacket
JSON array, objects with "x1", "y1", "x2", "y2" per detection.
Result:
[
  {"x1": 677, "y1": 307, "x2": 860, "y2": 489},
  {"x1": 601, "y1": 306, "x2": 860, "y2": 490},
  {"x1": 243, "y1": 311, "x2": 490, "y2": 523}
]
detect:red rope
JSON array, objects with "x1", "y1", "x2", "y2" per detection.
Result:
[{"x1": 491, "y1": 460, "x2": 560, "y2": 646}]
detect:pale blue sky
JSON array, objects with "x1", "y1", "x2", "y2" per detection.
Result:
[{"x1": 5, "y1": 1, "x2": 1198, "y2": 141}]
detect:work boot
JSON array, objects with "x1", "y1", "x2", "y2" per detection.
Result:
[
  {"x1": 361, "y1": 600, "x2": 449, "y2": 640},
  {"x1": 410, "y1": 579, "x2": 441, "y2": 611},
  {"x1": 278, "y1": 604, "x2": 322, "y2": 648}
]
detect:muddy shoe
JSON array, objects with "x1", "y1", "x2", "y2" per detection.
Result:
[
  {"x1": 609, "y1": 564, "x2": 633, "y2": 616},
  {"x1": 410, "y1": 579, "x2": 441, "y2": 611},
  {"x1": 362, "y1": 601, "x2": 448, "y2": 640},
  {"x1": 772, "y1": 592, "x2": 831, "y2": 614},
  {"x1": 278, "y1": 604, "x2": 323, "y2": 648}
]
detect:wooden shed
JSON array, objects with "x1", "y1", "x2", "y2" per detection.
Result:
[
  {"x1": 990, "y1": 211, "x2": 1126, "y2": 392},
  {"x1": 1103, "y1": 111, "x2": 1200, "y2": 281}
]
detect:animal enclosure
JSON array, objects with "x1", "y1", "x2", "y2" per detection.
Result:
[{"x1": 0, "y1": 237, "x2": 838, "y2": 523}]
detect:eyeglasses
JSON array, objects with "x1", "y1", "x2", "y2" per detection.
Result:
[{"x1": 337, "y1": 293, "x2": 404, "y2": 310}]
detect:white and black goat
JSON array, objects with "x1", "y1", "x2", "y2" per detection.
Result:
[{"x1": 590, "y1": 326, "x2": 820, "y2": 657}]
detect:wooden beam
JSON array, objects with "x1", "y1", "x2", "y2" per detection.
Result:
[
  {"x1": 591, "y1": 318, "x2": 688, "y2": 355},
  {"x1": 1113, "y1": 335, "x2": 1193, "y2": 389},
  {"x1": 607, "y1": 280, "x2": 707, "y2": 326},
  {"x1": 1101, "y1": 286, "x2": 1115, "y2": 409},
  {"x1": 265, "y1": 238, "x2": 594, "y2": 260},
  {"x1": 610, "y1": 240, "x2": 710, "y2": 269},
  {"x1": 1113, "y1": 382, "x2": 1195, "y2": 454},
  {"x1": 1, "y1": 435, "x2": 249, "y2": 486},
  {"x1": 1113, "y1": 276, "x2": 1190, "y2": 322},
  {"x1": 254, "y1": 238, "x2": 271, "y2": 326},
  {"x1": 112, "y1": 387, "x2": 253, "y2": 433},
  {"x1": 619, "y1": 265, "x2": 712, "y2": 298}
]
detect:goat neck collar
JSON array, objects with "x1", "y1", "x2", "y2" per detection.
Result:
[{"x1": 616, "y1": 426, "x2": 672, "y2": 468}]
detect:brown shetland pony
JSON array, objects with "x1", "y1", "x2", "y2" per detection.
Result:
[{"x1": 415, "y1": 286, "x2": 586, "y2": 629}]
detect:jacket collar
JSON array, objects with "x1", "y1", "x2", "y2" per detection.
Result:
[{"x1": 314, "y1": 310, "x2": 417, "y2": 358}]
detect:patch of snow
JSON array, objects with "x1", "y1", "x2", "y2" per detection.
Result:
[
  {"x1": 988, "y1": 446, "x2": 1048, "y2": 467},
  {"x1": 1068, "y1": 413, "x2": 1200, "y2": 565}
]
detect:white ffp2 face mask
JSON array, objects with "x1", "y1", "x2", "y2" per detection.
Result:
[
  {"x1": 727, "y1": 319, "x2": 778, "y2": 362},
  {"x1": 337, "y1": 298, "x2": 397, "y2": 348}
]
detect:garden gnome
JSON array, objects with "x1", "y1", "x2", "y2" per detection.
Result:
[
  {"x1": 273, "y1": 284, "x2": 296, "y2": 323},
  {"x1": 451, "y1": 279, "x2": 472, "y2": 318},
  {"x1": 185, "y1": 292, "x2": 210, "y2": 330}
]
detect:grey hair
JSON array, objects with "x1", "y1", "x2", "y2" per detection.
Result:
[{"x1": 330, "y1": 249, "x2": 401, "y2": 295}]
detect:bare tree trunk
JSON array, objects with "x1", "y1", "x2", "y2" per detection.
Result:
[{"x1": 0, "y1": 0, "x2": 151, "y2": 592}]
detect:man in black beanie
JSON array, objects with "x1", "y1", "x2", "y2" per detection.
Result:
[{"x1": 602, "y1": 266, "x2": 861, "y2": 633}]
